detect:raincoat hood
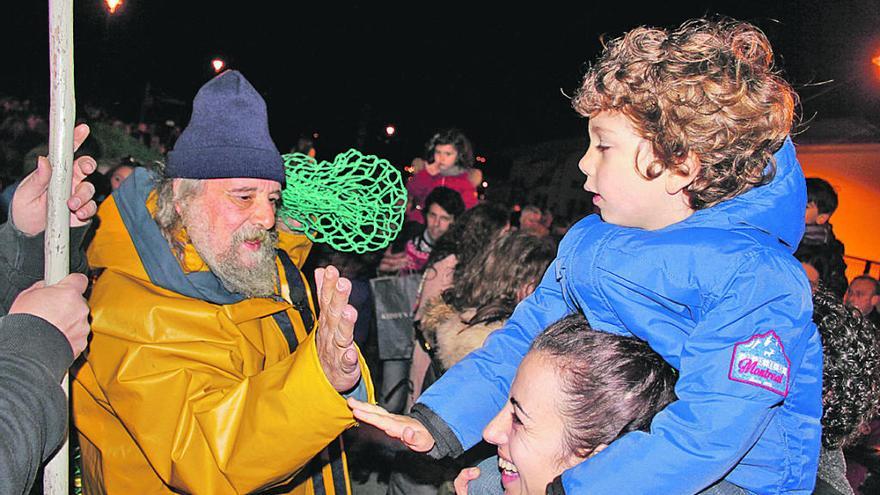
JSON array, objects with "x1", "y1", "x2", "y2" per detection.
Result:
[{"x1": 682, "y1": 137, "x2": 806, "y2": 251}]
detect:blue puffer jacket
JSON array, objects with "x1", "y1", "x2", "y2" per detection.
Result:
[{"x1": 417, "y1": 138, "x2": 823, "y2": 494}]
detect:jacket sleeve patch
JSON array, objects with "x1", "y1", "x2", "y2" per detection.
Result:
[{"x1": 728, "y1": 330, "x2": 791, "y2": 397}]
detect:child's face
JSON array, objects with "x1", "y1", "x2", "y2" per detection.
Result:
[
  {"x1": 433, "y1": 144, "x2": 459, "y2": 172},
  {"x1": 578, "y1": 111, "x2": 694, "y2": 230},
  {"x1": 804, "y1": 202, "x2": 830, "y2": 225}
]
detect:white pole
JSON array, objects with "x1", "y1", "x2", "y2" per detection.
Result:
[{"x1": 44, "y1": 0, "x2": 75, "y2": 492}]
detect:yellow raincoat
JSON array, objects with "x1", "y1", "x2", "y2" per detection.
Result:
[{"x1": 72, "y1": 170, "x2": 373, "y2": 494}]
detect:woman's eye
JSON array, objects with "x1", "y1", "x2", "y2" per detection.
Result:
[{"x1": 596, "y1": 144, "x2": 610, "y2": 151}]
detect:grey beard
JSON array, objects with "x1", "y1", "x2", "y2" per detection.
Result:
[
  {"x1": 208, "y1": 228, "x2": 279, "y2": 298},
  {"x1": 179, "y1": 202, "x2": 280, "y2": 299}
]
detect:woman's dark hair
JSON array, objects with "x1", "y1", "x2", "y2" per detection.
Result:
[
  {"x1": 813, "y1": 289, "x2": 880, "y2": 449},
  {"x1": 425, "y1": 128, "x2": 475, "y2": 169},
  {"x1": 531, "y1": 313, "x2": 678, "y2": 458},
  {"x1": 442, "y1": 231, "x2": 556, "y2": 326},
  {"x1": 424, "y1": 202, "x2": 509, "y2": 272}
]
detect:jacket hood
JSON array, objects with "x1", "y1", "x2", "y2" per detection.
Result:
[
  {"x1": 88, "y1": 167, "x2": 311, "y2": 305},
  {"x1": 682, "y1": 137, "x2": 806, "y2": 251}
]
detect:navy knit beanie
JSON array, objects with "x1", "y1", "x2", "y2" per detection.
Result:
[{"x1": 165, "y1": 70, "x2": 285, "y2": 184}]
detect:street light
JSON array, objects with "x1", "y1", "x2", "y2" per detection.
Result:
[
  {"x1": 99, "y1": 0, "x2": 124, "y2": 108},
  {"x1": 105, "y1": 0, "x2": 123, "y2": 14},
  {"x1": 211, "y1": 58, "x2": 226, "y2": 73},
  {"x1": 385, "y1": 124, "x2": 396, "y2": 137}
]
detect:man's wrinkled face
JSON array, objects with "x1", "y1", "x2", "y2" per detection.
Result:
[
  {"x1": 844, "y1": 278, "x2": 880, "y2": 316},
  {"x1": 177, "y1": 177, "x2": 281, "y2": 297}
]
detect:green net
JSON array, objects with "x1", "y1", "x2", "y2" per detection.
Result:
[{"x1": 279, "y1": 149, "x2": 407, "y2": 253}]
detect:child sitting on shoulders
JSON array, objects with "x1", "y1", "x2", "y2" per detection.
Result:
[{"x1": 352, "y1": 17, "x2": 822, "y2": 495}]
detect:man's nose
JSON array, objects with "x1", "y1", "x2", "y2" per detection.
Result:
[{"x1": 251, "y1": 198, "x2": 276, "y2": 230}]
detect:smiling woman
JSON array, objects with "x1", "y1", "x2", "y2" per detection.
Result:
[
  {"x1": 345, "y1": 312, "x2": 678, "y2": 495},
  {"x1": 475, "y1": 313, "x2": 678, "y2": 494}
]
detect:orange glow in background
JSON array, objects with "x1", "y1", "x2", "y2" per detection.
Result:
[
  {"x1": 797, "y1": 143, "x2": 880, "y2": 281},
  {"x1": 105, "y1": 0, "x2": 123, "y2": 14}
]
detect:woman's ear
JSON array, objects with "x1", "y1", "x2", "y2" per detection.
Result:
[
  {"x1": 515, "y1": 282, "x2": 537, "y2": 303},
  {"x1": 586, "y1": 443, "x2": 608, "y2": 459},
  {"x1": 569, "y1": 442, "x2": 609, "y2": 464}
]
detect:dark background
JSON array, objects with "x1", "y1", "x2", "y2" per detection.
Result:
[{"x1": 3, "y1": 1, "x2": 879, "y2": 172}]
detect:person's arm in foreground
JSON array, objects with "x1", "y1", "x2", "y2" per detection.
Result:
[
  {"x1": 351, "y1": 257, "x2": 572, "y2": 457},
  {"x1": 0, "y1": 123, "x2": 96, "y2": 313},
  {"x1": 558, "y1": 254, "x2": 820, "y2": 494},
  {"x1": 0, "y1": 274, "x2": 90, "y2": 495}
]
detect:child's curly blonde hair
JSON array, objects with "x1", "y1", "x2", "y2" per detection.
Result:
[{"x1": 573, "y1": 18, "x2": 797, "y2": 209}]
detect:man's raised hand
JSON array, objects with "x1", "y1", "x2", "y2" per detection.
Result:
[{"x1": 315, "y1": 265, "x2": 361, "y2": 392}]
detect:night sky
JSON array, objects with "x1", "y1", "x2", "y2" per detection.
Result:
[{"x1": 3, "y1": 1, "x2": 880, "y2": 172}]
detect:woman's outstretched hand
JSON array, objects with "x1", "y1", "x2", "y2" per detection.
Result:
[{"x1": 346, "y1": 397, "x2": 436, "y2": 452}]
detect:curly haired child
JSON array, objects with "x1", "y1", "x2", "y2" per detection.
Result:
[{"x1": 350, "y1": 17, "x2": 823, "y2": 495}]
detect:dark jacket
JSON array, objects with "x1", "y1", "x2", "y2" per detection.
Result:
[
  {"x1": 799, "y1": 223, "x2": 848, "y2": 299},
  {"x1": 0, "y1": 220, "x2": 88, "y2": 494},
  {"x1": 0, "y1": 220, "x2": 89, "y2": 313},
  {"x1": 0, "y1": 313, "x2": 73, "y2": 495}
]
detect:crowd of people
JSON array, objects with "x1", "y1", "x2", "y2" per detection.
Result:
[
  {"x1": 0, "y1": 95, "x2": 181, "y2": 221},
  {"x1": 793, "y1": 175, "x2": 880, "y2": 492},
  {"x1": 2, "y1": 15, "x2": 880, "y2": 495}
]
